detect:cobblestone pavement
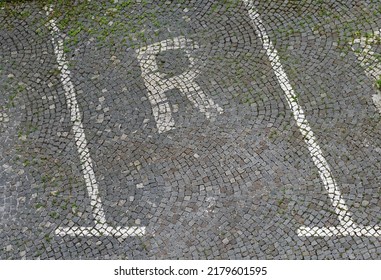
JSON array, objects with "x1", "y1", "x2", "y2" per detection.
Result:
[{"x1": 1, "y1": 0, "x2": 381, "y2": 259}]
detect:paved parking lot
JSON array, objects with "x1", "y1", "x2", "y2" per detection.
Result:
[{"x1": 1, "y1": 0, "x2": 381, "y2": 259}]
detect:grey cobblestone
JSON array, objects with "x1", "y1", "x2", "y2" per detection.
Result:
[{"x1": 0, "y1": 0, "x2": 381, "y2": 259}]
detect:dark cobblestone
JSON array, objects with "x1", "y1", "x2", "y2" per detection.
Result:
[{"x1": 1, "y1": 0, "x2": 381, "y2": 259}]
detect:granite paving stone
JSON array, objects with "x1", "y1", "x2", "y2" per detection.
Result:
[{"x1": 1, "y1": 0, "x2": 381, "y2": 259}]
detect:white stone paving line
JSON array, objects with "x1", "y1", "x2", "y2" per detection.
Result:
[
  {"x1": 351, "y1": 30, "x2": 381, "y2": 113},
  {"x1": 243, "y1": 0, "x2": 381, "y2": 237},
  {"x1": 136, "y1": 36, "x2": 223, "y2": 133},
  {"x1": 45, "y1": 6, "x2": 145, "y2": 238}
]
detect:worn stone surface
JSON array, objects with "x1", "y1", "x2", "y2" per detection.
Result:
[{"x1": 1, "y1": 0, "x2": 381, "y2": 259}]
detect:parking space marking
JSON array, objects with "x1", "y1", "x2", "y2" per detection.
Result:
[
  {"x1": 46, "y1": 6, "x2": 145, "y2": 238},
  {"x1": 44, "y1": 2, "x2": 380, "y2": 239},
  {"x1": 136, "y1": 36, "x2": 223, "y2": 133},
  {"x1": 351, "y1": 29, "x2": 381, "y2": 112},
  {"x1": 243, "y1": 0, "x2": 381, "y2": 237}
]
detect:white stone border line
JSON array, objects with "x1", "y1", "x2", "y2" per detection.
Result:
[
  {"x1": 46, "y1": 6, "x2": 145, "y2": 238},
  {"x1": 243, "y1": 0, "x2": 381, "y2": 237},
  {"x1": 350, "y1": 29, "x2": 381, "y2": 113}
]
